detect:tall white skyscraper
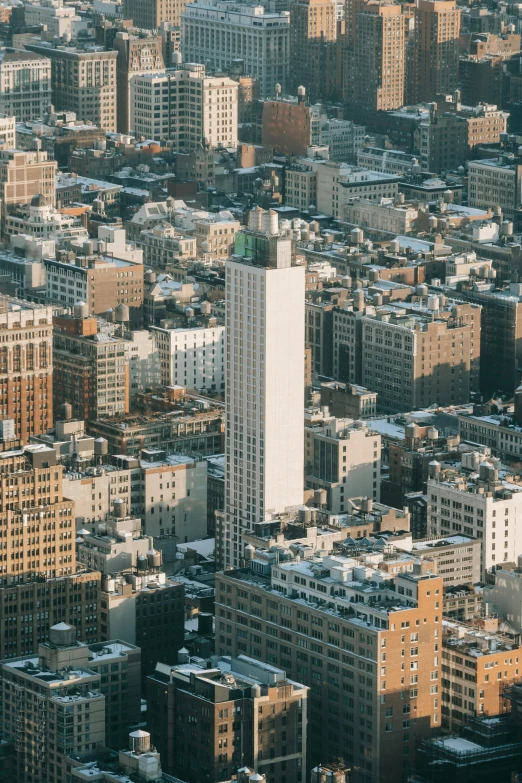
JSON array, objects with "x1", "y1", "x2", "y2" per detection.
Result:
[{"x1": 222, "y1": 208, "x2": 305, "y2": 568}]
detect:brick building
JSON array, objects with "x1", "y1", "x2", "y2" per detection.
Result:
[
  {"x1": 0, "y1": 298, "x2": 53, "y2": 443},
  {"x1": 147, "y1": 654, "x2": 308, "y2": 782}
]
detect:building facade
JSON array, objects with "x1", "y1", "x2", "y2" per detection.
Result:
[{"x1": 222, "y1": 209, "x2": 305, "y2": 569}]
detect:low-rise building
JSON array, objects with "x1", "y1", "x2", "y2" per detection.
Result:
[
  {"x1": 441, "y1": 620, "x2": 522, "y2": 731},
  {"x1": 87, "y1": 404, "x2": 224, "y2": 457},
  {"x1": 304, "y1": 409, "x2": 381, "y2": 510},
  {"x1": 410, "y1": 534, "x2": 481, "y2": 587},
  {"x1": 320, "y1": 381, "x2": 377, "y2": 419}
]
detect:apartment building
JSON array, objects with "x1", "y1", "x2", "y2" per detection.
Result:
[
  {"x1": 333, "y1": 298, "x2": 481, "y2": 413},
  {"x1": 114, "y1": 32, "x2": 164, "y2": 134},
  {"x1": 0, "y1": 624, "x2": 106, "y2": 783},
  {"x1": 427, "y1": 457, "x2": 522, "y2": 577},
  {"x1": 53, "y1": 313, "x2": 129, "y2": 421},
  {"x1": 147, "y1": 654, "x2": 308, "y2": 783},
  {"x1": 414, "y1": 0, "x2": 461, "y2": 102},
  {"x1": 223, "y1": 209, "x2": 305, "y2": 569},
  {"x1": 441, "y1": 622, "x2": 522, "y2": 732},
  {"x1": 181, "y1": 0, "x2": 291, "y2": 98},
  {"x1": 0, "y1": 149, "x2": 56, "y2": 214},
  {"x1": 304, "y1": 410, "x2": 381, "y2": 510},
  {"x1": 0, "y1": 51, "x2": 51, "y2": 122},
  {"x1": 130, "y1": 63, "x2": 238, "y2": 149},
  {"x1": 351, "y1": 1, "x2": 405, "y2": 113},
  {"x1": 25, "y1": 44, "x2": 117, "y2": 132},
  {"x1": 216, "y1": 556, "x2": 443, "y2": 783},
  {"x1": 44, "y1": 255, "x2": 144, "y2": 317},
  {"x1": 152, "y1": 320, "x2": 225, "y2": 392}
]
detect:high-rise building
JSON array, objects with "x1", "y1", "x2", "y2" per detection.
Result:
[
  {"x1": 222, "y1": 208, "x2": 305, "y2": 569},
  {"x1": 350, "y1": 1, "x2": 405, "y2": 114},
  {"x1": 130, "y1": 63, "x2": 238, "y2": 148},
  {"x1": 414, "y1": 0, "x2": 461, "y2": 103},
  {"x1": 147, "y1": 654, "x2": 308, "y2": 782},
  {"x1": 25, "y1": 44, "x2": 118, "y2": 132},
  {"x1": 181, "y1": 0, "x2": 291, "y2": 99},
  {"x1": 289, "y1": 0, "x2": 339, "y2": 102},
  {"x1": 215, "y1": 555, "x2": 443, "y2": 783},
  {"x1": 0, "y1": 52, "x2": 51, "y2": 122},
  {"x1": 124, "y1": 0, "x2": 190, "y2": 31},
  {"x1": 0, "y1": 297, "x2": 53, "y2": 443},
  {"x1": 114, "y1": 31, "x2": 164, "y2": 134}
]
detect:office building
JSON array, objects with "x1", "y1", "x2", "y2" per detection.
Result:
[
  {"x1": 428, "y1": 456, "x2": 522, "y2": 577},
  {"x1": 0, "y1": 298, "x2": 53, "y2": 443},
  {"x1": 350, "y1": 1, "x2": 405, "y2": 114},
  {"x1": 304, "y1": 409, "x2": 381, "y2": 510},
  {"x1": 215, "y1": 555, "x2": 443, "y2": 783},
  {"x1": 468, "y1": 157, "x2": 522, "y2": 220},
  {"x1": 147, "y1": 654, "x2": 308, "y2": 782},
  {"x1": 25, "y1": 44, "x2": 117, "y2": 132},
  {"x1": 0, "y1": 52, "x2": 51, "y2": 123},
  {"x1": 130, "y1": 63, "x2": 238, "y2": 148},
  {"x1": 181, "y1": 0, "x2": 291, "y2": 99},
  {"x1": 333, "y1": 297, "x2": 481, "y2": 414},
  {"x1": 0, "y1": 150, "x2": 56, "y2": 215},
  {"x1": 114, "y1": 32, "x2": 164, "y2": 134},
  {"x1": 414, "y1": 0, "x2": 461, "y2": 102},
  {"x1": 151, "y1": 319, "x2": 225, "y2": 393},
  {"x1": 222, "y1": 208, "x2": 305, "y2": 569},
  {"x1": 4, "y1": 193, "x2": 87, "y2": 244}
]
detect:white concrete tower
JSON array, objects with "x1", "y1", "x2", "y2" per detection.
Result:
[{"x1": 223, "y1": 208, "x2": 305, "y2": 568}]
